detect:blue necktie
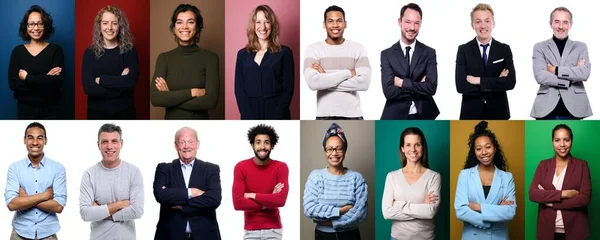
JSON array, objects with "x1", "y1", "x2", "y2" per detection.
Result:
[{"x1": 481, "y1": 44, "x2": 489, "y2": 69}]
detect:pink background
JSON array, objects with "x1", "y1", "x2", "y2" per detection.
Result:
[{"x1": 224, "y1": 0, "x2": 300, "y2": 120}]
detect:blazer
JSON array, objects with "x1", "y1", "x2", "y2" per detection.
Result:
[
  {"x1": 454, "y1": 165, "x2": 516, "y2": 240},
  {"x1": 531, "y1": 38, "x2": 592, "y2": 118},
  {"x1": 528, "y1": 156, "x2": 591, "y2": 240},
  {"x1": 380, "y1": 40, "x2": 439, "y2": 119},
  {"x1": 153, "y1": 159, "x2": 222, "y2": 240},
  {"x1": 455, "y1": 38, "x2": 516, "y2": 120}
]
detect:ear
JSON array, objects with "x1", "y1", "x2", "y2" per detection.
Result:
[
  {"x1": 23, "y1": 136, "x2": 27, "y2": 145},
  {"x1": 398, "y1": 18, "x2": 402, "y2": 27},
  {"x1": 323, "y1": 22, "x2": 326, "y2": 29}
]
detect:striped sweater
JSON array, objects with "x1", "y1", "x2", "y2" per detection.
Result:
[
  {"x1": 303, "y1": 40, "x2": 372, "y2": 118},
  {"x1": 303, "y1": 168, "x2": 368, "y2": 232}
]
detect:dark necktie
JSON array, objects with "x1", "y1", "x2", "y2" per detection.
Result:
[
  {"x1": 405, "y1": 46, "x2": 411, "y2": 77},
  {"x1": 481, "y1": 44, "x2": 489, "y2": 69}
]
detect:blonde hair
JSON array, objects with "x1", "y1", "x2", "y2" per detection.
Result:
[
  {"x1": 470, "y1": 3, "x2": 494, "y2": 21},
  {"x1": 90, "y1": 5, "x2": 134, "y2": 58},
  {"x1": 245, "y1": 5, "x2": 281, "y2": 53}
]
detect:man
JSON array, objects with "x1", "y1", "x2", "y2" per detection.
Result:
[
  {"x1": 233, "y1": 124, "x2": 289, "y2": 239},
  {"x1": 455, "y1": 3, "x2": 516, "y2": 120},
  {"x1": 79, "y1": 123, "x2": 144, "y2": 240},
  {"x1": 304, "y1": 5, "x2": 371, "y2": 120},
  {"x1": 153, "y1": 127, "x2": 222, "y2": 240},
  {"x1": 5, "y1": 122, "x2": 66, "y2": 240},
  {"x1": 380, "y1": 3, "x2": 439, "y2": 120},
  {"x1": 531, "y1": 7, "x2": 592, "y2": 120}
]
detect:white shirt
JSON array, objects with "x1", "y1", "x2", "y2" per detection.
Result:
[
  {"x1": 181, "y1": 160, "x2": 194, "y2": 233},
  {"x1": 476, "y1": 37, "x2": 492, "y2": 58},
  {"x1": 552, "y1": 166, "x2": 566, "y2": 233},
  {"x1": 399, "y1": 40, "x2": 418, "y2": 115}
]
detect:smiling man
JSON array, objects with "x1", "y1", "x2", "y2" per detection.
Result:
[
  {"x1": 79, "y1": 123, "x2": 144, "y2": 240},
  {"x1": 232, "y1": 124, "x2": 289, "y2": 240}
]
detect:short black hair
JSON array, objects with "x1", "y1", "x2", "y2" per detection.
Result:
[
  {"x1": 247, "y1": 124, "x2": 279, "y2": 148},
  {"x1": 24, "y1": 122, "x2": 46, "y2": 138},
  {"x1": 324, "y1": 5, "x2": 345, "y2": 22},
  {"x1": 400, "y1": 3, "x2": 423, "y2": 20},
  {"x1": 552, "y1": 124, "x2": 573, "y2": 141},
  {"x1": 170, "y1": 4, "x2": 204, "y2": 45},
  {"x1": 19, "y1": 5, "x2": 55, "y2": 41},
  {"x1": 98, "y1": 123, "x2": 122, "y2": 141}
]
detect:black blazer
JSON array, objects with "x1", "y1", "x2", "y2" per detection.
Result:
[
  {"x1": 380, "y1": 40, "x2": 439, "y2": 120},
  {"x1": 153, "y1": 159, "x2": 222, "y2": 240},
  {"x1": 455, "y1": 38, "x2": 516, "y2": 120}
]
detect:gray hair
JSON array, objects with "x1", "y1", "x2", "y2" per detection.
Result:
[
  {"x1": 174, "y1": 127, "x2": 198, "y2": 142},
  {"x1": 550, "y1": 7, "x2": 572, "y2": 23},
  {"x1": 98, "y1": 123, "x2": 122, "y2": 141}
]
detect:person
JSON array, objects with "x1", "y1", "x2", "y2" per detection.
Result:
[
  {"x1": 150, "y1": 4, "x2": 220, "y2": 119},
  {"x1": 454, "y1": 121, "x2": 516, "y2": 239},
  {"x1": 382, "y1": 127, "x2": 440, "y2": 240},
  {"x1": 531, "y1": 7, "x2": 592, "y2": 120},
  {"x1": 235, "y1": 5, "x2": 294, "y2": 120},
  {"x1": 528, "y1": 124, "x2": 591, "y2": 240},
  {"x1": 5, "y1": 122, "x2": 66, "y2": 240},
  {"x1": 380, "y1": 3, "x2": 439, "y2": 120},
  {"x1": 79, "y1": 123, "x2": 144, "y2": 240},
  {"x1": 153, "y1": 127, "x2": 222, "y2": 240},
  {"x1": 8, "y1": 5, "x2": 64, "y2": 119},
  {"x1": 455, "y1": 3, "x2": 516, "y2": 120},
  {"x1": 232, "y1": 124, "x2": 289, "y2": 239},
  {"x1": 303, "y1": 123, "x2": 368, "y2": 240},
  {"x1": 303, "y1": 5, "x2": 371, "y2": 120},
  {"x1": 81, "y1": 5, "x2": 139, "y2": 119}
]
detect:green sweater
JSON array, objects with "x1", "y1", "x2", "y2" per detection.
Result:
[{"x1": 150, "y1": 45, "x2": 220, "y2": 119}]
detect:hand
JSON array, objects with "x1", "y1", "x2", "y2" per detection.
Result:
[
  {"x1": 466, "y1": 75, "x2": 480, "y2": 85},
  {"x1": 349, "y1": 69, "x2": 356, "y2": 77},
  {"x1": 190, "y1": 188, "x2": 205, "y2": 198},
  {"x1": 420, "y1": 76, "x2": 426, "y2": 82},
  {"x1": 423, "y1": 192, "x2": 439, "y2": 204},
  {"x1": 46, "y1": 67, "x2": 62, "y2": 76},
  {"x1": 561, "y1": 189, "x2": 579, "y2": 199},
  {"x1": 18, "y1": 69, "x2": 28, "y2": 80},
  {"x1": 499, "y1": 196, "x2": 514, "y2": 206},
  {"x1": 244, "y1": 193, "x2": 257, "y2": 199},
  {"x1": 119, "y1": 199, "x2": 130, "y2": 209},
  {"x1": 272, "y1": 183, "x2": 284, "y2": 194},
  {"x1": 468, "y1": 202, "x2": 481, "y2": 212},
  {"x1": 92, "y1": 201, "x2": 100, "y2": 206},
  {"x1": 191, "y1": 88, "x2": 206, "y2": 97},
  {"x1": 121, "y1": 67, "x2": 130, "y2": 76},
  {"x1": 499, "y1": 68, "x2": 509, "y2": 77},
  {"x1": 577, "y1": 59, "x2": 586, "y2": 67},
  {"x1": 311, "y1": 63, "x2": 325, "y2": 73},
  {"x1": 155, "y1": 77, "x2": 169, "y2": 91},
  {"x1": 537, "y1": 184, "x2": 545, "y2": 190},
  {"x1": 44, "y1": 187, "x2": 54, "y2": 201},
  {"x1": 394, "y1": 76, "x2": 403, "y2": 87},
  {"x1": 340, "y1": 204, "x2": 353, "y2": 215},
  {"x1": 19, "y1": 187, "x2": 27, "y2": 197},
  {"x1": 315, "y1": 220, "x2": 332, "y2": 226},
  {"x1": 95, "y1": 77, "x2": 100, "y2": 84},
  {"x1": 546, "y1": 64, "x2": 556, "y2": 74},
  {"x1": 171, "y1": 205, "x2": 182, "y2": 210}
]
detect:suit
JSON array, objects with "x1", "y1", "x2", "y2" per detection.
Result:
[
  {"x1": 454, "y1": 165, "x2": 516, "y2": 240},
  {"x1": 528, "y1": 157, "x2": 591, "y2": 240},
  {"x1": 531, "y1": 38, "x2": 592, "y2": 118},
  {"x1": 455, "y1": 38, "x2": 516, "y2": 120},
  {"x1": 381, "y1": 40, "x2": 439, "y2": 119},
  {"x1": 153, "y1": 159, "x2": 222, "y2": 240}
]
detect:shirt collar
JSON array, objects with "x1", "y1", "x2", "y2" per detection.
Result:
[
  {"x1": 24, "y1": 154, "x2": 47, "y2": 168},
  {"x1": 180, "y1": 159, "x2": 195, "y2": 168},
  {"x1": 399, "y1": 39, "x2": 416, "y2": 52},
  {"x1": 476, "y1": 37, "x2": 493, "y2": 47}
]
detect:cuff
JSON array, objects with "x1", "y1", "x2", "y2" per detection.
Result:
[{"x1": 187, "y1": 188, "x2": 192, "y2": 199}]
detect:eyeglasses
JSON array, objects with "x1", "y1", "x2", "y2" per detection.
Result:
[
  {"x1": 27, "y1": 22, "x2": 44, "y2": 29},
  {"x1": 325, "y1": 147, "x2": 344, "y2": 154}
]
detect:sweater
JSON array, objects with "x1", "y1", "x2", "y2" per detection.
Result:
[
  {"x1": 303, "y1": 40, "x2": 371, "y2": 117},
  {"x1": 232, "y1": 158, "x2": 289, "y2": 230},
  {"x1": 303, "y1": 168, "x2": 368, "y2": 232},
  {"x1": 150, "y1": 45, "x2": 220, "y2": 119}
]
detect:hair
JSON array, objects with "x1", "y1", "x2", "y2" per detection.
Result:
[
  {"x1": 97, "y1": 123, "x2": 122, "y2": 141},
  {"x1": 400, "y1": 3, "x2": 423, "y2": 20},
  {"x1": 463, "y1": 121, "x2": 508, "y2": 171},
  {"x1": 550, "y1": 7, "x2": 573, "y2": 22},
  {"x1": 90, "y1": 5, "x2": 134, "y2": 58},
  {"x1": 247, "y1": 124, "x2": 279, "y2": 148},
  {"x1": 399, "y1": 127, "x2": 429, "y2": 168},
  {"x1": 552, "y1": 124, "x2": 573, "y2": 141},
  {"x1": 19, "y1": 5, "x2": 55, "y2": 41},
  {"x1": 170, "y1": 4, "x2": 204, "y2": 45},
  {"x1": 24, "y1": 122, "x2": 46, "y2": 138},
  {"x1": 245, "y1": 5, "x2": 281, "y2": 53},
  {"x1": 323, "y1": 5, "x2": 345, "y2": 22},
  {"x1": 470, "y1": 3, "x2": 494, "y2": 21},
  {"x1": 174, "y1": 127, "x2": 199, "y2": 142}
]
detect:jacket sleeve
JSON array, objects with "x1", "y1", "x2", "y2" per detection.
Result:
[
  {"x1": 454, "y1": 171, "x2": 491, "y2": 229},
  {"x1": 401, "y1": 48, "x2": 438, "y2": 96},
  {"x1": 528, "y1": 161, "x2": 563, "y2": 204},
  {"x1": 332, "y1": 174, "x2": 368, "y2": 230},
  {"x1": 556, "y1": 43, "x2": 591, "y2": 82},
  {"x1": 182, "y1": 164, "x2": 222, "y2": 214},
  {"x1": 552, "y1": 161, "x2": 592, "y2": 209},
  {"x1": 480, "y1": 44, "x2": 516, "y2": 92},
  {"x1": 479, "y1": 173, "x2": 516, "y2": 222},
  {"x1": 455, "y1": 45, "x2": 482, "y2": 95},
  {"x1": 533, "y1": 43, "x2": 571, "y2": 88},
  {"x1": 254, "y1": 163, "x2": 288, "y2": 208},
  {"x1": 153, "y1": 163, "x2": 188, "y2": 206}
]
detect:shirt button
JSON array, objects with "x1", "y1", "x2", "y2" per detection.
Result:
[
  {"x1": 35, "y1": 191, "x2": 38, "y2": 193},
  {"x1": 35, "y1": 180, "x2": 37, "y2": 182}
]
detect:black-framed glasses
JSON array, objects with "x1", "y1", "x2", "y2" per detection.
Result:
[
  {"x1": 27, "y1": 22, "x2": 44, "y2": 29},
  {"x1": 325, "y1": 147, "x2": 344, "y2": 154}
]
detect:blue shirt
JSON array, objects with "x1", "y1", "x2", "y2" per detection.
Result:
[
  {"x1": 4, "y1": 156, "x2": 67, "y2": 239},
  {"x1": 181, "y1": 160, "x2": 194, "y2": 233}
]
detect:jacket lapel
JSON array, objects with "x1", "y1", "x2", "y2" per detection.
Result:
[
  {"x1": 410, "y1": 41, "x2": 423, "y2": 77},
  {"x1": 189, "y1": 159, "x2": 204, "y2": 187},
  {"x1": 470, "y1": 166, "x2": 485, "y2": 203},
  {"x1": 559, "y1": 39, "x2": 574, "y2": 67},
  {"x1": 562, "y1": 156, "x2": 576, "y2": 189},
  {"x1": 470, "y1": 39, "x2": 484, "y2": 72},
  {"x1": 485, "y1": 167, "x2": 501, "y2": 204},
  {"x1": 393, "y1": 42, "x2": 410, "y2": 75},
  {"x1": 172, "y1": 159, "x2": 186, "y2": 188},
  {"x1": 547, "y1": 39, "x2": 561, "y2": 66}
]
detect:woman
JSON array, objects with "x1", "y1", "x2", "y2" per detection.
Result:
[
  {"x1": 382, "y1": 127, "x2": 441, "y2": 240},
  {"x1": 234, "y1": 5, "x2": 294, "y2": 120},
  {"x1": 454, "y1": 121, "x2": 516, "y2": 239},
  {"x1": 150, "y1": 4, "x2": 220, "y2": 119},
  {"x1": 529, "y1": 124, "x2": 591, "y2": 240},
  {"x1": 8, "y1": 5, "x2": 64, "y2": 119},
  {"x1": 82, "y1": 5, "x2": 138, "y2": 119},
  {"x1": 303, "y1": 123, "x2": 367, "y2": 240}
]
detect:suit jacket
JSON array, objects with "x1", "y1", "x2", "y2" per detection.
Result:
[
  {"x1": 528, "y1": 156, "x2": 591, "y2": 240},
  {"x1": 380, "y1": 40, "x2": 439, "y2": 119},
  {"x1": 455, "y1": 38, "x2": 516, "y2": 120},
  {"x1": 454, "y1": 165, "x2": 516, "y2": 240},
  {"x1": 531, "y1": 38, "x2": 592, "y2": 118},
  {"x1": 153, "y1": 159, "x2": 222, "y2": 240}
]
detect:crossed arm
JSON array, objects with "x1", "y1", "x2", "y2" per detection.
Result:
[
  {"x1": 5, "y1": 164, "x2": 67, "y2": 213},
  {"x1": 232, "y1": 164, "x2": 288, "y2": 211},
  {"x1": 381, "y1": 49, "x2": 437, "y2": 100},
  {"x1": 8, "y1": 46, "x2": 64, "y2": 92},
  {"x1": 455, "y1": 45, "x2": 515, "y2": 94},
  {"x1": 303, "y1": 48, "x2": 371, "y2": 92},
  {"x1": 533, "y1": 43, "x2": 590, "y2": 89},
  {"x1": 382, "y1": 172, "x2": 440, "y2": 221},
  {"x1": 528, "y1": 162, "x2": 591, "y2": 209}
]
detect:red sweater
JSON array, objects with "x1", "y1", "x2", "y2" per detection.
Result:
[{"x1": 232, "y1": 158, "x2": 289, "y2": 230}]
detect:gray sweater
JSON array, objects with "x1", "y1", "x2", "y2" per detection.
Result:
[{"x1": 79, "y1": 161, "x2": 144, "y2": 240}]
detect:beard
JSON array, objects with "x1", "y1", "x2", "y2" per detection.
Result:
[{"x1": 254, "y1": 149, "x2": 271, "y2": 161}]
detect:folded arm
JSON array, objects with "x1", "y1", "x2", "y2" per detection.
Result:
[
  {"x1": 556, "y1": 45, "x2": 591, "y2": 82},
  {"x1": 454, "y1": 172, "x2": 491, "y2": 229},
  {"x1": 533, "y1": 45, "x2": 571, "y2": 88},
  {"x1": 480, "y1": 45, "x2": 516, "y2": 92},
  {"x1": 24, "y1": 47, "x2": 64, "y2": 90},
  {"x1": 381, "y1": 52, "x2": 418, "y2": 100},
  {"x1": 112, "y1": 167, "x2": 144, "y2": 221},
  {"x1": 36, "y1": 164, "x2": 67, "y2": 213},
  {"x1": 303, "y1": 56, "x2": 351, "y2": 90},
  {"x1": 480, "y1": 175, "x2": 516, "y2": 222},
  {"x1": 455, "y1": 46, "x2": 482, "y2": 95},
  {"x1": 80, "y1": 172, "x2": 111, "y2": 222},
  {"x1": 153, "y1": 163, "x2": 188, "y2": 206},
  {"x1": 332, "y1": 177, "x2": 368, "y2": 230},
  {"x1": 184, "y1": 165, "x2": 222, "y2": 213},
  {"x1": 401, "y1": 49, "x2": 438, "y2": 96},
  {"x1": 150, "y1": 54, "x2": 194, "y2": 107},
  {"x1": 99, "y1": 48, "x2": 139, "y2": 90},
  {"x1": 82, "y1": 50, "x2": 121, "y2": 98},
  {"x1": 303, "y1": 172, "x2": 340, "y2": 221},
  {"x1": 329, "y1": 52, "x2": 371, "y2": 92},
  {"x1": 232, "y1": 165, "x2": 263, "y2": 211},
  {"x1": 175, "y1": 53, "x2": 220, "y2": 111},
  {"x1": 254, "y1": 164, "x2": 288, "y2": 208},
  {"x1": 553, "y1": 162, "x2": 591, "y2": 209}
]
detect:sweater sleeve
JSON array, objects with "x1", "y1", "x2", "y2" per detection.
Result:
[
  {"x1": 303, "y1": 46, "x2": 351, "y2": 91},
  {"x1": 150, "y1": 53, "x2": 194, "y2": 107},
  {"x1": 382, "y1": 171, "x2": 440, "y2": 221},
  {"x1": 81, "y1": 49, "x2": 121, "y2": 98},
  {"x1": 382, "y1": 172, "x2": 415, "y2": 221},
  {"x1": 303, "y1": 170, "x2": 341, "y2": 221},
  {"x1": 332, "y1": 173, "x2": 368, "y2": 230},
  {"x1": 232, "y1": 163, "x2": 263, "y2": 211},
  {"x1": 112, "y1": 166, "x2": 144, "y2": 221},
  {"x1": 254, "y1": 163, "x2": 289, "y2": 208},
  {"x1": 275, "y1": 47, "x2": 295, "y2": 118},
  {"x1": 8, "y1": 46, "x2": 32, "y2": 92},
  {"x1": 328, "y1": 46, "x2": 371, "y2": 92},
  {"x1": 23, "y1": 45, "x2": 64, "y2": 90},
  {"x1": 175, "y1": 51, "x2": 220, "y2": 111},
  {"x1": 98, "y1": 47, "x2": 139, "y2": 90},
  {"x1": 79, "y1": 170, "x2": 111, "y2": 222}
]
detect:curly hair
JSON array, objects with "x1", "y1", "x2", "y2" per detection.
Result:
[
  {"x1": 19, "y1": 5, "x2": 54, "y2": 41},
  {"x1": 169, "y1": 4, "x2": 204, "y2": 45},
  {"x1": 463, "y1": 121, "x2": 508, "y2": 171},
  {"x1": 399, "y1": 127, "x2": 429, "y2": 168},
  {"x1": 245, "y1": 5, "x2": 281, "y2": 53},
  {"x1": 90, "y1": 5, "x2": 134, "y2": 58},
  {"x1": 247, "y1": 124, "x2": 279, "y2": 148}
]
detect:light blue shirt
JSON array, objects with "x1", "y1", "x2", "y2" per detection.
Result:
[
  {"x1": 4, "y1": 156, "x2": 67, "y2": 239},
  {"x1": 181, "y1": 160, "x2": 194, "y2": 233}
]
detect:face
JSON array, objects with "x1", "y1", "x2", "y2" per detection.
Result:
[
  {"x1": 471, "y1": 10, "x2": 494, "y2": 42},
  {"x1": 174, "y1": 11, "x2": 197, "y2": 45},
  {"x1": 253, "y1": 134, "x2": 272, "y2": 161},
  {"x1": 325, "y1": 136, "x2": 345, "y2": 167},
  {"x1": 553, "y1": 129, "x2": 572, "y2": 158},
  {"x1": 401, "y1": 134, "x2": 423, "y2": 164},
  {"x1": 474, "y1": 136, "x2": 495, "y2": 166},
  {"x1": 175, "y1": 130, "x2": 199, "y2": 163},
  {"x1": 24, "y1": 127, "x2": 46, "y2": 160},
  {"x1": 551, "y1": 10, "x2": 571, "y2": 40},
  {"x1": 399, "y1": 8, "x2": 421, "y2": 44},
  {"x1": 254, "y1": 10, "x2": 271, "y2": 42},
  {"x1": 100, "y1": 12, "x2": 120, "y2": 44},
  {"x1": 98, "y1": 132, "x2": 122, "y2": 164},
  {"x1": 27, "y1": 12, "x2": 44, "y2": 41},
  {"x1": 324, "y1": 11, "x2": 346, "y2": 42}
]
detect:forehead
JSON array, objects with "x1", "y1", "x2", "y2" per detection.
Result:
[
  {"x1": 99, "y1": 131, "x2": 121, "y2": 140},
  {"x1": 325, "y1": 136, "x2": 343, "y2": 146},
  {"x1": 254, "y1": 134, "x2": 271, "y2": 142},
  {"x1": 26, "y1": 126, "x2": 45, "y2": 136},
  {"x1": 325, "y1": 11, "x2": 344, "y2": 20},
  {"x1": 256, "y1": 10, "x2": 268, "y2": 20},
  {"x1": 403, "y1": 133, "x2": 421, "y2": 142},
  {"x1": 101, "y1": 11, "x2": 117, "y2": 21},
  {"x1": 177, "y1": 11, "x2": 195, "y2": 21},
  {"x1": 28, "y1": 11, "x2": 42, "y2": 21},
  {"x1": 402, "y1": 8, "x2": 421, "y2": 20},
  {"x1": 472, "y1": 10, "x2": 493, "y2": 19},
  {"x1": 553, "y1": 128, "x2": 571, "y2": 138},
  {"x1": 177, "y1": 130, "x2": 197, "y2": 140},
  {"x1": 474, "y1": 135, "x2": 492, "y2": 144},
  {"x1": 552, "y1": 10, "x2": 571, "y2": 21}
]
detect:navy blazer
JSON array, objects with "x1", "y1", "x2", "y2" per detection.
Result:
[
  {"x1": 234, "y1": 46, "x2": 294, "y2": 120},
  {"x1": 153, "y1": 159, "x2": 222, "y2": 240},
  {"x1": 380, "y1": 40, "x2": 439, "y2": 119}
]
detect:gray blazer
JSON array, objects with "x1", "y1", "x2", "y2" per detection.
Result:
[{"x1": 531, "y1": 38, "x2": 592, "y2": 118}]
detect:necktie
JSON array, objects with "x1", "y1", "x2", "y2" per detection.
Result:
[
  {"x1": 481, "y1": 44, "x2": 489, "y2": 69},
  {"x1": 405, "y1": 46, "x2": 411, "y2": 77}
]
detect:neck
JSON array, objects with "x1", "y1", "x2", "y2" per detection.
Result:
[
  {"x1": 101, "y1": 159, "x2": 121, "y2": 169},
  {"x1": 326, "y1": 37, "x2": 345, "y2": 45},
  {"x1": 478, "y1": 163, "x2": 495, "y2": 172},
  {"x1": 327, "y1": 165, "x2": 346, "y2": 175},
  {"x1": 403, "y1": 161, "x2": 423, "y2": 173},
  {"x1": 28, "y1": 153, "x2": 43, "y2": 167},
  {"x1": 556, "y1": 154, "x2": 569, "y2": 162},
  {"x1": 181, "y1": 158, "x2": 194, "y2": 165},
  {"x1": 401, "y1": 38, "x2": 415, "y2": 46},
  {"x1": 253, "y1": 157, "x2": 270, "y2": 166},
  {"x1": 179, "y1": 40, "x2": 194, "y2": 46},
  {"x1": 103, "y1": 39, "x2": 118, "y2": 49},
  {"x1": 477, "y1": 36, "x2": 491, "y2": 45},
  {"x1": 29, "y1": 39, "x2": 46, "y2": 46},
  {"x1": 258, "y1": 39, "x2": 269, "y2": 51}
]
